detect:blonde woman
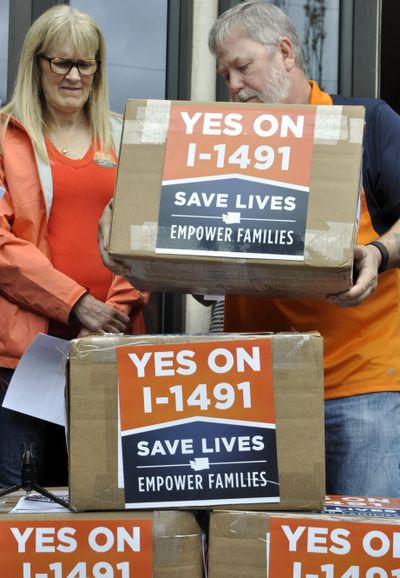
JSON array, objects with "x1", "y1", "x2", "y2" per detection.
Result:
[{"x1": 0, "y1": 5, "x2": 148, "y2": 487}]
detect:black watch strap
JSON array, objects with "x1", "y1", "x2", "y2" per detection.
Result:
[{"x1": 367, "y1": 240, "x2": 389, "y2": 274}]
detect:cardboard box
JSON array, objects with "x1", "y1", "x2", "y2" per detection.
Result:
[
  {"x1": 208, "y1": 508, "x2": 400, "y2": 578},
  {"x1": 68, "y1": 332, "x2": 325, "y2": 511},
  {"x1": 0, "y1": 507, "x2": 204, "y2": 578},
  {"x1": 109, "y1": 99, "x2": 365, "y2": 297}
]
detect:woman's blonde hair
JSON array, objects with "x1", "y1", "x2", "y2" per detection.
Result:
[{"x1": 1, "y1": 4, "x2": 114, "y2": 160}]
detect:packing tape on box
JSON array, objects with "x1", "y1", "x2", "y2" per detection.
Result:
[
  {"x1": 123, "y1": 100, "x2": 171, "y2": 144},
  {"x1": 314, "y1": 106, "x2": 364, "y2": 145},
  {"x1": 272, "y1": 333, "x2": 316, "y2": 369},
  {"x1": 228, "y1": 510, "x2": 265, "y2": 535},
  {"x1": 69, "y1": 335, "x2": 155, "y2": 361},
  {"x1": 131, "y1": 221, "x2": 157, "y2": 251},
  {"x1": 348, "y1": 117, "x2": 365, "y2": 143},
  {"x1": 305, "y1": 221, "x2": 355, "y2": 260}
]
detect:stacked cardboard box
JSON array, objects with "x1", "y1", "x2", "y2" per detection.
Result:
[
  {"x1": 0, "y1": 507, "x2": 204, "y2": 578},
  {"x1": 68, "y1": 332, "x2": 325, "y2": 512},
  {"x1": 207, "y1": 503, "x2": 400, "y2": 577},
  {"x1": 109, "y1": 100, "x2": 364, "y2": 298}
]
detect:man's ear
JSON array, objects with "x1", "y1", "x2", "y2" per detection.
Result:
[{"x1": 278, "y1": 37, "x2": 296, "y2": 71}]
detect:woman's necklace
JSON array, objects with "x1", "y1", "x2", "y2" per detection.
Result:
[
  {"x1": 49, "y1": 130, "x2": 69, "y2": 154},
  {"x1": 47, "y1": 118, "x2": 91, "y2": 158}
]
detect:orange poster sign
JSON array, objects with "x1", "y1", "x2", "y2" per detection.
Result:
[
  {"x1": 0, "y1": 519, "x2": 152, "y2": 578},
  {"x1": 157, "y1": 104, "x2": 315, "y2": 260},
  {"x1": 162, "y1": 104, "x2": 316, "y2": 186},
  {"x1": 268, "y1": 517, "x2": 400, "y2": 577},
  {"x1": 326, "y1": 496, "x2": 400, "y2": 509},
  {"x1": 117, "y1": 338, "x2": 280, "y2": 508},
  {"x1": 117, "y1": 338, "x2": 274, "y2": 431}
]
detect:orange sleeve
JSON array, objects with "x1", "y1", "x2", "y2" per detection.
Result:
[
  {"x1": 0, "y1": 180, "x2": 86, "y2": 324},
  {"x1": 106, "y1": 275, "x2": 149, "y2": 333}
]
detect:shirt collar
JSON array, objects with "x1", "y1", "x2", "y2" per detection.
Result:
[{"x1": 308, "y1": 80, "x2": 333, "y2": 105}]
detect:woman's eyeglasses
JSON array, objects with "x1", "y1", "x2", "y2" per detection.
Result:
[{"x1": 40, "y1": 56, "x2": 99, "y2": 76}]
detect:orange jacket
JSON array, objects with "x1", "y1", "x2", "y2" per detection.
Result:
[{"x1": 0, "y1": 115, "x2": 148, "y2": 368}]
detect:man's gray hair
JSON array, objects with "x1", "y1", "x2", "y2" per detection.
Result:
[{"x1": 209, "y1": 1, "x2": 306, "y2": 73}]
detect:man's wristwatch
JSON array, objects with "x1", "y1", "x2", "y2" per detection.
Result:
[{"x1": 367, "y1": 240, "x2": 389, "y2": 274}]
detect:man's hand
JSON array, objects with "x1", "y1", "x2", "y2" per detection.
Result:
[
  {"x1": 98, "y1": 200, "x2": 131, "y2": 276},
  {"x1": 326, "y1": 244, "x2": 381, "y2": 307},
  {"x1": 71, "y1": 293, "x2": 130, "y2": 334}
]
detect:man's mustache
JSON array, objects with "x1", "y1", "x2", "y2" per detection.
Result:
[{"x1": 235, "y1": 88, "x2": 260, "y2": 102}]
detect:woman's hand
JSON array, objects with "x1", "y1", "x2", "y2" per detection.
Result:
[{"x1": 71, "y1": 293, "x2": 130, "y2": 334}]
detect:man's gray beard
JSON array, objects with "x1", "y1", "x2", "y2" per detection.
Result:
[{"x1": 235, "y1": 61, "x2": 290, "y2": 104}]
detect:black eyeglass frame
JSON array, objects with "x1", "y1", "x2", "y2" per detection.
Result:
[{"x1": 39, "y1": 55, "x2": 100, "y2": 76}]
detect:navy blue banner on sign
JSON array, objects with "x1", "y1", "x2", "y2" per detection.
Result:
[
  {"x1": 121, "y1": 420, "x2": 279, "y2": 508},
  {"x1": 156, "y1": 176, "x2": 308, "y2": 259}
]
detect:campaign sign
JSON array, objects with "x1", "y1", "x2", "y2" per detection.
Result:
[
  {"x1": 0, "y1": 519, "x2": 152, "y2": 578},
  {"x1": 117, "y1": 338, "x2": 279, "y2": 508},
  {"x1": 156, "y1": 104, "x2": 316, "y2": 260},
  {"x1": 267, "y1": 517, "x2": 400, "y2": 578},
  {"x1": 323, "y1": 495, "x2": 400, "y2": 518}
]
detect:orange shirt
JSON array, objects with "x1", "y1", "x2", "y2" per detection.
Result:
[
  {"x1": 46, "y1": 139, "x2": 118, "y2": 337},
  {"x1": 224, "y1": 82, "x2": 400, "y2": 399}
]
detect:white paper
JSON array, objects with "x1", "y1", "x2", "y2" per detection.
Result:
[
  {"x1": 117, "y1": 390, "x2": 125, "y2": 489},
  {"x1": 3, "y1": 333, "x2": 70, "y2": 426},
  {"x1": 10, "y1": 490, "x2": 69, "y2": 513}
]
